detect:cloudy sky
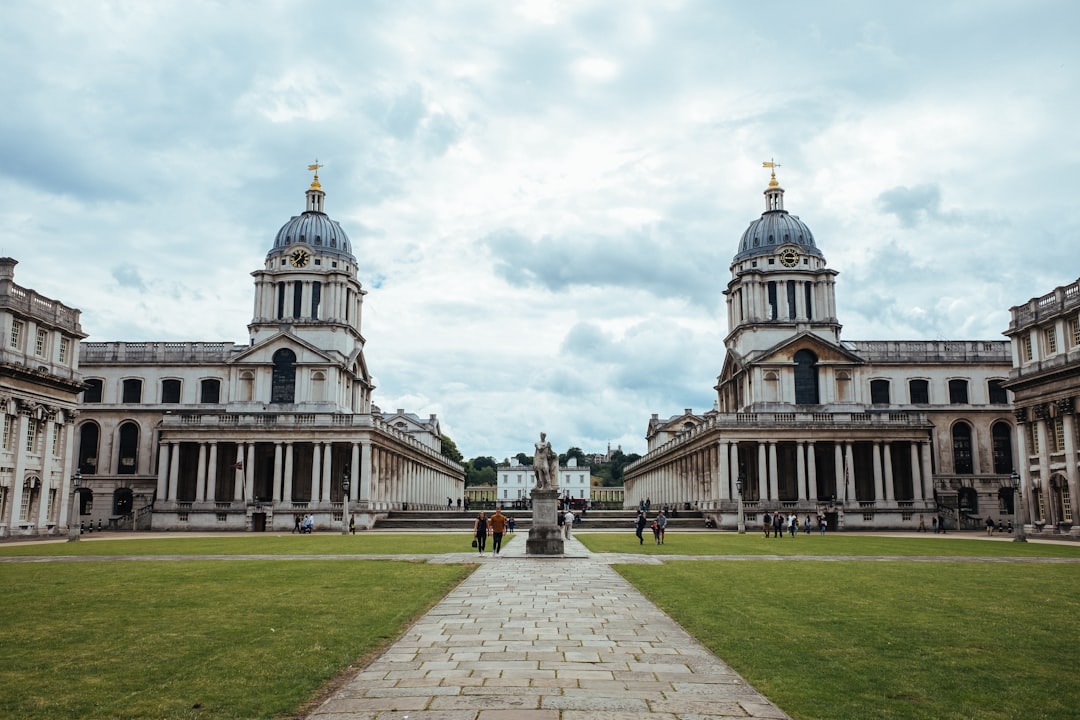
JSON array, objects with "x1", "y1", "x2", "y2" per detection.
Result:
[{"x1": 2, "y1": 1, "x2": 1078, "y2": 461}]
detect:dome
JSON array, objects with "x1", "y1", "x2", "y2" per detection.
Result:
[
  {"x1": 272, "y1": 211, "x2": 355, "y2": 260},
  {"x1": 269, "y1": 174, "x2": 357, "y2": 263},
  {"x1": 732, "y1": 178, "x2": 825, "y2": 264}
]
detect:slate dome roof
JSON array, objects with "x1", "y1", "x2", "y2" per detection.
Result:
[
  {"x1": 273, "y1": 211, "x2": 354, "y2": 259},
  {"x1": 732, "y1": 175, "x2": 825, "y2": 264}
]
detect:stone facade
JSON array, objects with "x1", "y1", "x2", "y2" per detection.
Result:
[
  {"x1": 497, "y1": 457, "x2": 591, "y2": 505},
  {"x1": 74, "y1": 175, "x2": 463, "y2": 532},
  {"x1": 1002, "y1": 277, "x2": 1080, "y2": 537},
  {"x1": 0, "y1": 258, "x2": 86, "y2": 537},
  {"x1": 625, "y1": 174, "x2": 1016, "y2": 531}
]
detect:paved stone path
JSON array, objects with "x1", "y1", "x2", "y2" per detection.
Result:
[{"x1": 307, "y1": 533, "x2": 791, "y2": 720}]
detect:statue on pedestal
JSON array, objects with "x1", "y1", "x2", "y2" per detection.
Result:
[{"x1": 533, "y1": 432, "x2": 559, "y2": 490}]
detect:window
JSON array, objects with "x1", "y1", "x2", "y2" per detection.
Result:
[
  {"x1": 1052, "y1": 416, "x2": 1065, "y2": 453},
  {"x1": 952, "y1": 423, "x2": 973, "y2": 474},
  {"x1": 1045, "y1": 328, "x2": 1058, "y2": 355},
  {"x1": 988, "y1": 379, "x2": 1008, "y2": 404},
  {"x1": 200, "y1": 379, "x2": 221, "y2": 404},
  {"x1": 1072, "y1": 317, "x2": 1080, "y2": 348},
  {"x1": 59, "y1": 337, "x2": 69, "y2": 364},
  {"x1": 870, "y1": 379, "x2": 891, "y2": 404},
  {"x1": 35, "y1": 328, "x2": 46, "y2": 356},
  {"x1": 117, "y1": 422, "x2": 139, "y2": 475},
  {"x1": 83, "y1": 379, "x2": 103, "y2": 403},
  {"x1": 161, "y1": 379, "x2": 182, "y2": 404},
  {"x1": 122, "y1": 379, "x2": 142, "y2": 404},
  {"x1": 1021, "y1": 334, "x2": 1033, "y2": 361},
  {"x1": 793, "y1": 349, "x2": 820, "y2": 405},
  {"x1": 948, "y1": 379, "x2": 969, "y2": 405},
  {"x1": 52, "y1": 424, "x2": 61, "y2": 455},
  {"x1": 10, "y1": 320, "x2": 22, "y2": 348},
  {"x1": 1029, "y1": 422, "x2": 1040, "y2": 455},
  {"x1": 25, "y1": 420, "x2": 37, "y2": 453},
  {"x1": 2, "y1": 415, "x2": 13, "y2": 450},
  {"x1": 311, "y1": 281, "x2": 321, "y2": 319},
  {"x1": 271, "y1": 349, "x2": 297, "y2": 404},
  {"x1": 909, "y1": 379, "x2": 929, "y2": 404},
  {"x1": 991, "y1": 422, "x2": 1014, "y2": 474}
]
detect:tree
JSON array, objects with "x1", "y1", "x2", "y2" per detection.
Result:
[
  {"x1": 513, "y1": 452, "x2": 533, "y2": 466},
  {"x1": 440, "y1": 434, "x2": 463, "y2": 464},
  {"x1": 562, "y1": 447, "x2": 588, "y2": 465},
  {"x1": 465, "y1": 456, "x2": 498, "y2": 486}
]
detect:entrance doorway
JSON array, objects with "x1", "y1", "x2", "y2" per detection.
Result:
[{"x1": 252, "y1": 512, "x2": 266, "y2": 532}]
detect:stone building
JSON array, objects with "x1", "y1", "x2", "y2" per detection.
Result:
[
  {"x1": 624, "y1": 170, "x2": 1017, "y2": 531},
  {"x1": 75, "y1": 172, "x2": 463, "y2": 532},
  {"x1": 496, "y1": 457, "x2": 591, "y2": 506},
  {"x1": 0, "y1": 258, "x2": 86, "y2": 537},
  {"x1": 1003, "y1": 277, "x2": 1080, "y2": 537}
]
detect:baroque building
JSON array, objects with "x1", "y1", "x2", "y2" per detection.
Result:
[
  {"x1": 75, "y1": 171, "x2": 463, "y2": 532},
  {"x1": 0, "y1": 258, "x2": 86, "y2": 537},
  {"x1": 624, "y1": 169, "x2": 1017, "y2": 531},
  {"x1": 1003, "y1": 277, "x2": 1080, "y2": 537}
]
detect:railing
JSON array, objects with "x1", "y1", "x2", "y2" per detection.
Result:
[
  {"x1": 0, "y1": 283, "x2": 82, "y2": 330},
  {"x1": 80, "y1": 341, "x2": 240, "y2": 363}
]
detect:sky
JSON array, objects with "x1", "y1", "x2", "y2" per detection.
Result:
[{"x1": 2, "y1": 1, "x2": 1079, "y2": 462}]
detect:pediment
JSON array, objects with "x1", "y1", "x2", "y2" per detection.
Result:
[
  {"x1": 228, "y1": 331, "x2": 342, "y2": 367},
  {"x1": 752, "y1": 332, "x2": 864, "y2": 366}
]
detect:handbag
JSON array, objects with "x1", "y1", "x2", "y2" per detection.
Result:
[{"x1": 471, "y1": 538, "x2": 477, "y2": 548}]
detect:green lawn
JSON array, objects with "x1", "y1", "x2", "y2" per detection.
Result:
[
  {"x1": 0, "y1": 532, "x2": 491, "y2": 557},
  {"x1": 578, "y1": 531, "x2": 1080, "y2": 557},
  {"x1": 616, "y1": 559, "x2": 1080, "y2": 720},
  {"x1": 0, "y1": 558, "x2": 472, "y2": 720}
]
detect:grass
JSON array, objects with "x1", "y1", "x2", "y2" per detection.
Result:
[
  {"x1": 577, "y1": 531, "x2": 1080, "y2": 557},
  {"x1": 0, "y1": 532, "x2": 495, "y2": 557},
  {"x1": 0, "y1": 558, "x2": 472, "y2": 720},
  {"x1": 616, "y1": 559, "x2": 1080, "y2": 720}
]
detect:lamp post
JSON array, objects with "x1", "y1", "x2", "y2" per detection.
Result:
[
  {"x1": 736, "y1": 474, "x2": 746, "y2": 534},
  {"x1": 340, "y1": 469, "x2": 351, "y2": 536},
  {"x1": 1011, "y1": 470, "x2": 1026, "y2": 543},
  {"x1": 68, "y1": 469, "x2": 82, "y2": 542}
]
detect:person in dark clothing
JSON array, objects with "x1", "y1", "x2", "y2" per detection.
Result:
[
  {"x1": 773, "y1": 512, "x2": 784, "y2": 538},
  {"x1": 762, "y1": 512, "x2": 772, "y2": 538},
  {"x1": 473, "y1": 512, "x2": 488, "y2": 554},
  {"x1": 635, "y1": 511, "x2": 647, "y2": 545}
]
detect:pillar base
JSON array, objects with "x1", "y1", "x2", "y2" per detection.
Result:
[{"x1": 526, "y1": 488, "x2": 564, "y2": 555}]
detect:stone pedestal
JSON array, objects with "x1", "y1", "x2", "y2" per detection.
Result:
[{"x1": 526, "y1": 488, "x2": 564, "y2": 555}]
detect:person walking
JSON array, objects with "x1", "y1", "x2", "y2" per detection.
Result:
[
  {"x1": 656, "y1": 509, "x2": 668, "y2": 544},
  {"x1": 563, "y1": 508, "x2": 576, "y2": 539},
  {"x1": 508, "y1": 516, "x2": 516, "y2": 533},
  {"x1": 490, "y1": 508, "x2": 508, "y2": 555},
  {"x1": 349, "y1": 515, "x2": 355, "y2": 534},
  {"x1": 985, "y1": 516, "x2": 995, "y2": 536},
  {"x1": 762, "y1": 511, "x2": 772, "y2": 538},
  {"x1": 804, "y1": 515, "x2": 813, "y2": 534},
  {"x1": 635, "y1": 510, "x2": 647, "y2": 545},
  {"x1": 773, "y1": 512, "x2": 784, "y2": 538},
  {"x1": 473, "y1": 512, "x2": 488, "y2": 554},
  {"x1": 819, "y1": 515, "x2": 827, "y2": 535}
]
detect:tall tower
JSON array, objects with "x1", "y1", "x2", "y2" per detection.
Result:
[
  {"x1": 723, "y1": 165, "x2": 841, "y2": 362},
  {"x1": 246, "y1": 166, "x2": 372, "y2": 412}
]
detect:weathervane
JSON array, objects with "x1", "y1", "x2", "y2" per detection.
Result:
[
  {"x1": 307, "y1": 160, "x2": 324, "y2": 189},
  {"x1": 762, "y1": 159, "x2": 781, "y2": 188}
]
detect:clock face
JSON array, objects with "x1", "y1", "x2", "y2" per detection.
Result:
[
  {"x1": 289, "y1": 249, "x2": 311, "y2": 268},
  {"x1": 780, "y1": 248, "x2": 799, "y2": 268}
]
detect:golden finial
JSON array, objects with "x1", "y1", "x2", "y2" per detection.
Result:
[
  {"x1": 762, "y1": 159, "x2": 781, "y2": 187},
  {"x1": 307, "y1": 160, "x2": 324, "y2": 190}
]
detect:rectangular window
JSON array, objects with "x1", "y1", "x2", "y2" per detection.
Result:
[
  {"x1": 59, "y1": 337, "x2": 69, "y2": 364},
  {"x1": 767, "y1": 281, "x2": 778, "y2": 320},
  {"x1": 1030, "y1": 423, "x2": 1040, "y2": 455},
  {"x1": 870, "y1": 379, "x2": 891, "y2": 404},
  {"x1": 19, "y1": 488, "x2": 31, "y2": 522},
  {"x1": 52, "y1": 424, "x2": 61, "y2": 455},
  {"x1": 909, "y1": 379, "x2": 929, "y2": 404},
  {"x1": 2, "y1": 415, "x2": 12, "y2": 450},
  {"x1": 47, "y1": 488, "x2": 57, "y2": 521},
  {"x1": 10, "y1": 320, "x2": 22, "y2": 349},
  {"x1": 1062, "y1": 484, "x2": 1073, "y2": 523},
  {"x1": 1072, "y1": 317, "x2": 1080, "y2": 348},
  {"x1": 987, "y1": 379, "x2": 1008, "y2": 404},
  {"x1": 948, "y1": 379, "x2": 969, "y2": 405},
  {"x1": 25, "y1": 420, "x2": 37, "y2": 453},
  {"x1": 1045, "y1": 328, "x2": 1058, "y2": 355},
  {"x1": 1053, "y1": 416, "x2": 1065, "y2": 453},
  {"x1": 1021, "y1": 334, "x2": 1033, "y2": 361},
  {"x1": 35, "y1": 328, "x2": 47, "y2": 356}
]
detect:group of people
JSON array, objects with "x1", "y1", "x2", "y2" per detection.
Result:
[
  {"x1": 472, "y1": 509, "x2": 515, "y2": 555},
  {"x1": 761, "y1": 512, "x2": 826, "y2": 537},
  {"x1": 634, "y1": 509, "x2": 668, "y2": 544},
  {"x1": 292, "y1": 513, "x2": 315, "y2": 534}
]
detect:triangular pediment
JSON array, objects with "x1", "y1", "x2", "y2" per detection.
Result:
[
  {"x1": 228, "y1": 331, "x2": 343, "y2": 367},
  {"x1": 751, "y1": 332, "x2": 864, "y2": 366}
]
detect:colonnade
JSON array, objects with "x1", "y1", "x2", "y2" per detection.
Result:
[
  {"x1": 1014, "y1": 399, "x2": 1079, "y2": 529},
  {"x1": 625, "y1": 437, "x2": 933, "y2": 512},
  {"x1": 1, "y1": 401, "x2": 77, "y2": 534}
]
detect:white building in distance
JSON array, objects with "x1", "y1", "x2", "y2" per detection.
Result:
[{"x1": 496, "y1": 456, "x2": 590, "y2": 506}]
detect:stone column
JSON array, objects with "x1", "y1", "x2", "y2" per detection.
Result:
[
  {"x1": 272, "y1": 443, "x2": 283, "y2": 502},
  {"x1": 1060, "y1": 405, "x2": 1078, "y2": 529},
  {"x1": 717, "y1": 441, "x2": 730, "y2": 505},
  {"x1": 244, "y1": 444, "x2": 255, "y2": 502},
  {"x1": 767, "y1": 442, "x2": 779, "y2": 501},
  {"x1": 311, "y1": 443, "x2": 322, "y2": 502},
  {"x1": 156, "y1": 441, "x2": 170, "y2": 503},
  {"x1": 168, "y1": 442, "x2": 181, "y2": 501},
  {"x1": 358, "y1": 440, "x2": 372, "y2": 508},
  {"x1": 910, "y1": 443, "x2": 924, "y2": 501},
  {"x1": 195, "y1": 443, "x2": 208, "y2": 502},
  {"x1": 282, "y1": 443, "x2": 294, "y2": 504},
  {"x1": 882, "y1": 443, "x2": 895, "y2": 503},
  {"x1": 796, "y1": 441, "x2": 807, "y2": 501},
  {"x1": 807, "y1": 442, "x2": 818, "y2": 502},
  {"x1": 233, "y1": 445, "x2": 245, "y2": 501},
  {"x1": 757, "y1": 442, "x2": 767, "y2": 502}
]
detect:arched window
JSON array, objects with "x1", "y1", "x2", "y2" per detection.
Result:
[
  {"x1": 122, "y1": 379, "x2": 142, "y2": 404},
  {"x1": 909, "y1": 379, "x2": 929, "y2": 404},
  {"x1": 793, "y1": 349, "x2": 819, "y2": 405},
  {"x1": 161, "y1": 379, "x2": 181, "y2": 403},
  {"x1": 952, "y1": 422, "x2": 974, "y2": 474},
  {"x1": 271, "y1": 349, "x2": 297, "y2": 404},
  {"x1": 200, "y1": 378, "x2": 221, "y2": 404},
  {"x1": 83, "y1": 379, "x2": 103, "y2": 403},
  {"x1": 870, "y1": 379, "x2": 891, "y2": 404},
  {"x1": 239, "y1": 371, "x2": 255, "y2": 402},
  {"x1": 78, "y1": 423, "x2": 99, "y2": 475},
  {"x1": 117, "y1": 422, "x2": 139, "y2": 475},
  {"x1": 991, "y1": 421, "x2": 1014, "y2": 475}
]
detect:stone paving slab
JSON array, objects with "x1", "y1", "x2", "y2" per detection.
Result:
[{"x1": 306, "y1": 535, "x2": 791, "y2": 719}]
